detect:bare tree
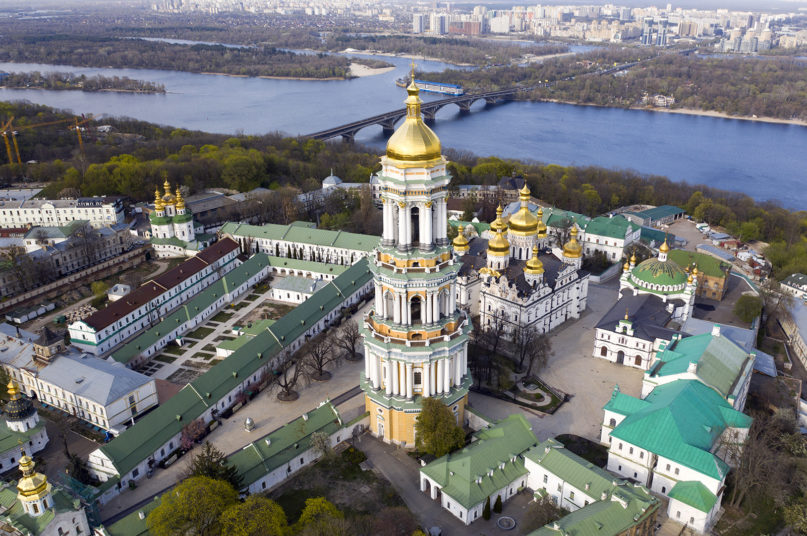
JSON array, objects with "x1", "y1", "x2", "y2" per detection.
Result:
[
  {"x1": 309, "y1": 431, "x2": 334, "y2": 460},
  {"x1": 274, "y1": 358, "x2": 303, "y2": 401},
  {"x1": 480, "y1": 309, "x2": 507, "y2": 357},
  {"x1": 336, "y1": 319, "x2": 362, "y2": 361},
  {"x1": 513, "y1": 325, "x2": 537, "y2": 373},
  {"x1": 759, "y1": 279, "x2": 795, "y2": 325},
  {"x1": 302, "y1": 333, "x2": 338, "y2": 381},
  {"x1": 524, "y1": 332, "x2": 552, "y2": 377}
]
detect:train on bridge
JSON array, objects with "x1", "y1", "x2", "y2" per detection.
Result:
[{"x1": 395, "y1": 78, "x2": 464, "y2": 96}]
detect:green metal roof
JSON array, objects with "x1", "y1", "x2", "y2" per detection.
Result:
[
  {"x1": 266, "y1": 256, "x2": 349, "y2": 276},
  {"x1": 420, "y1": 414, "x2": 538, "y2": 509},
  {"x1": 227, "y1": 402, "x2": 342, "y2": 488},
  {"x1": 219, "y1": 319, "x2": 276, "y2": 353},
  {"x1": 448, "y1": 220, "x2": 490, "y2": 235},
  {"x1": 529, "y1": 484, "x2": 658, "y2": 536},
  {"x1": 542, "y1": 208, "x2": 590, "y2": 229},
  {"x1": 0, "y1": 420, "x2": 45, "y2": 454},
  {"x1": 102, "y1": 497, "x2": 160, "y2": 536},
  {"x1": 606, "y1": 380, "x2": 751, "y2": 479},
  {"x1": 526, "y1": 439, "x2": 618, "y2": 502},
  {"x1": 603, "y1": 386, "x2": 651, "y2": 417},
  {"x1": 97, "y1": 258, "x2": 371, "y2": 479},
  {"x1": 220, "y1": 222, "x2": 378, "y2": 252},
  {"x1": 667, "y1": 249, "x2": 730, "y2": 279},
  {"x1": 109, "y1": 254, "x2": 272, "y2": 365},
  {"x1": 668, "y1": 480, "x2": 717, "y2": 513},
  {"x1": 630, "y1": 257, "x2": 688, "y2": 289},
  {"x1": 636, "y1": 205, "x2": 685, "y2": 221},
  {"x1": 583, "y1": 216, "x2": 639, "y2": 240},
  {"x1": 650, "y1": 332, "x2": 752, "y2": 399}
]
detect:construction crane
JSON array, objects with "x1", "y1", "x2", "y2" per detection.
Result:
[{"x1": 0, "y1": 114, "x2": 95, "y2": 165}]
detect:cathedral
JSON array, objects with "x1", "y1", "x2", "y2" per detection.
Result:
[
  {"x1": 361, "y1": 71, "x2": 472, "y2": 447},
  {"x1": 149, "y1": 180, "x2": 212, "y2": 257},
  {"x1": 454, "y1": 186, "x2": 590, "y2": 337}
]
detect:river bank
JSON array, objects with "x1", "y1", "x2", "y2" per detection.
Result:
[
  {"x1": 534, "y1": 98, "x2": 807, "y2": 127},
  {"x1": 199, "y1": 62, "x2": 393, "y2": 81}
]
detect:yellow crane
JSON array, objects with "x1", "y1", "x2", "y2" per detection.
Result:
[
  {"x1": 1, "y1": 116, "x2": 17, "y2": 166},
  {"x1": 0, "y1": 114, "x2": 95, "y2": 165}
]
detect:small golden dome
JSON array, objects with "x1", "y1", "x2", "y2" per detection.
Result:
[
  {"x1": 175, "y1": 187, "x2": 185, "y2": 211},
  {"x1": 487, "y1": 229, "x2": 510, "y2": 256},
  {"x1": 163, "y1": 179, "x2": 172, "y2": 196},
  {"x1": 623, "y1": 260, "x2": 630, "y2": 272},
  {"x1": 536, "y1": 206, "x2": 547, "y2": 237},
  {"x1": 453, "y1": 225, "x2": 469, "y2": 251},
  {"x1": 687, "y1": 273, "x2": 694, "y2": 283},
  {"x1": 525, "y1": 246, "x2": 544, "y2": 275},
  {"x1": 16, "y1": 449, "x2": 50, "y2": 500},
  {"x1": 490, "y1": 205, "x2": 507, "y2": 233},
  {"x1": 7, "y1": 380, "x2": 20, "y2": 400},
  {"x1": 508, "y1": 185, "x2": 539, "y2": 237},
  {"x1": 692, "y1": 266, "x2": 699, "y2": 276},
  {"x1": 630, "y1": 250, "x2": 637, "y2": 265},
  {"x1": 659, "y1": 239, "x2": 670, "y2": 254},
  {"x1": 154, "y1": 188, "x2": 164, "y2": 211},
  {"x1": 563, "y1": 226, "x2": 583, "y2": 259},
  {"x1": 385, "y1": 63, "x2": 441, "y2": 165}
]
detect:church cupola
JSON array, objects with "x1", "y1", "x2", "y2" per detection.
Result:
[
  {"x1": 453, "y1": 225, "x2": 470, "y2": 256},
  {"x1": 507, "y1": 184, "x2": 539, "y2": 260},
  {"x1": 153, "y1": 188, "x2": 165, "y2": 216},
  {"x1": 524, "y1": 246, "x2": 544, "y2": 286},
  {"x1": 16, "y1": 447, "x2": 52, "y2": 517},
  {"x1": 658, "y1": 238, "x2": 670, "y2": 262},
  {"x1": 562, "y1": 226, "x2": 583, "y2": 268},
  {"x1": 4, "y1": 381, "x2": 39, "y2": 433},
  {"x1": 487, "y1": 208, "x2": 510, "y2": 271}
]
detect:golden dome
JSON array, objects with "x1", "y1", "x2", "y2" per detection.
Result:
[
  {"x1": 508, "y1": 184, "x2": 539, "y2": 237},
  {"x1": 623, "y1": 260, "x2": 630, "y2": 272},
  {"x1": 16, "y1": 449, "x2": 51, "y2": 500},
  {"x1": 154, "y1": 188, "x2": 164, "y2": 211},
  {"x1": 490, "y1": 205, "x2": 507, "y2": 233},
  {"x1": 175, "y1": 187, "x2": 185, "y2": 211},
  {"x1": 659, "y1": 239, "x2": 670, "y2": 253},
  {"x1": 487, "y1": 228, "x2": 510, "y2": 256},
  {"x1": 563, "y1": 226, "x2": 583, "y2": 259},
  {"x1": 385, "y1": 64, "x2": 441, "y2": 166},
  {"x1": 525, "y1": 246, "x2": 544, "y2": 275},
  {"x1": 536, "y1": 206, "x2": 547, "y2": 237},
  {"x1": 7, "y1": 380, "x2": 20, "y2": 400},
  {"x1": 687, "y1": 273, "x2": 694, "y2": 283},
  {"x1": 630, "y1": 250, "x2": 637, "y2": 265},
  {"x1": 453, "y1": 225, "x2": 469, "y2": 251},
  {"x1": 692, "y1": 266, "x2": 698, "y2": 276}
]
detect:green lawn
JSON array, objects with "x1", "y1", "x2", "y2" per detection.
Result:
[
  {"x1": 211, "y1": 311, "x2": 234, "y2": 323},
  {"x1": 187, "y1": 326, "x2": 215, "y2": 339},
  {"x1": 161, "y1": 345, "x2": 184, "y2": 356},
  {"x1": 153, "y1": 354, "x2": 177, "y2": 364},
  {"x1": 202, "y1": 344, "x2": 216, "y2": 353},
  {"x1": 193, "y1": 352, "x2": 215, "y2": 360}
]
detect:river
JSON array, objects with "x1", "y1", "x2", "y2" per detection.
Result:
[{"x1": 0, "y1": 53, "x2": 805, "y2": 208}]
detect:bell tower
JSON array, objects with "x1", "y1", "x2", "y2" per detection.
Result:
[{"x1": 362, "y1": 64, "x2": 472, "y2": 447}]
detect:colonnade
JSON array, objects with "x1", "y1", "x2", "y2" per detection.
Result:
[
  {"x1": 373, "y1": 283, "x2": 457, "y2": 327},
  {"x1": 364, "y1": 346, "x2": 468, "y2": 399},
  {"x1": 381, "y1": 198, "x2": 448, "y2": 250}
]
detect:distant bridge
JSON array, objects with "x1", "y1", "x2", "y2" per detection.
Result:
[{"x1": 304, "y1": 87, "x2": 528, "y2": 142}]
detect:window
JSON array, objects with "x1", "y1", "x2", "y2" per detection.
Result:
[
  {"x1": 676, "y1": 511, "x2": 681, "y2": 519},
  {"x1": 640, "y1": 451, "x2": 644, "y2": 459},
  {"x1": 690, "y1": 517, "x2": 695, "y2": 524},
  {"x1": 666, "y1": 464, "x2": 670, "y2": 471},
  {"x1": 557, "y1": 484, "x2": 562, "y2": 492},
  {"x1": 133, "y1": 468, "x2": 139, "y2": 477},
  {"x1": 300, "y1": 457, "x2": 304, "y2": 465},
  {"x1": 569, "y1": 491, "x2": 575, "y2": 500},
  {"x1": 661, "y1": 486, "x2": 666, "y2": 493},
  {"x1": 618, "y1": 443, "x2": 623, "y2": 450},
  {"x1": 543, "y1": 474, "x2": 548, "y2": 484},
  {"x1": 629, "y1": 447, "x2": 634, "y2": 455},
  {"x1": 674, "y1": 468, "x2": 679, "y2": 475}
]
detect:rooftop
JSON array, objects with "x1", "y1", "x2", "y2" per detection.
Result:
[
  {"x1": 220, "y1": 222, "x2": 377, "y2": 252},
  {"x1": 635, "y1": 205, "x2": 685, "y2": 221},
  {"x1": 596, "y1": 292, "x2": 681, "y2": 342},
  {"x1": 38, "y1": 354, "x2": 153, "y2": 406},
  {"x1": 605, "y1": 380, "x2": 751, "y2": 479},
  {"x1": 667, "y1": 249, "x2": 731, "y2": 279},
  {"x1": 420, "y1": 414, "x2": 538, "y2": 509},
  {"x1": 272, "y1": 276, "x2": 330, "y2": 295}
]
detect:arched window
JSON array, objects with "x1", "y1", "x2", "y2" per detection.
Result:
[
  {"x1": 414, "y1": 371, "x2": 422, "y2": 385},
  {"x1": 600, "y1": 346, "x2": 608, "y2": 357},
  {"x1": 609, "y1": 418, "x2": 616, "y2": 427}
]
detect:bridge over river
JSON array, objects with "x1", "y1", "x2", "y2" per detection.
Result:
[{"x1": 304, "y1": 87, "x2": 530, "y2": 142}]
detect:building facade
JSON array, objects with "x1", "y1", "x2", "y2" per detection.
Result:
[
  {"x1": 68, "y1": 238, "x2": 239, "y2": 355},
  {"x1": 361, "y1": 74, "x2": 472, "y2": 447},
  {"x1": 149, "y1": 181, "x2": 213, "y2": 257},
  {"x1": 0, "y1": 195, "x2": 124, "y2": 229}
]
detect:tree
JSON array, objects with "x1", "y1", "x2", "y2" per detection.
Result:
[
  {"x1": 524, "y1": 332, "x2": 552, "y2": 377},
  {"x1": 219, "y1": 496, "x2": 289, "y2": 536},
  {"x1": 185, "y1": 441, "x2": 243, "y2": 491},
  {"x1": 414, "y1": 397, "x2": 465, "y2": 458},
  {"x1": 335, "y1": 319, "x2": 362, "y2": 361},
  {"x1": 302, "y1": 333, "x2": 337, "y2": 381},
  {"x1": 521, "y1": 496, "x2": 563, "y2": 533},
  {"x1": 295, "y1": 497, "x2": 344, "y2": 535},
  {"x1": 274, "y1": 356, "x2": 303, "y2": 401},
  {"x1": 180, "y1": 418, "x2": 207, "y2": 450},
  {"x1": 309, "y1": 431, "x2": 334, "y2": 460},
  {"x1": 146, "y1": 476, "x2": 238, "y2": 536},
  {"x1": 493, "y1": 494, "x2": 502, "y2": 513},
  {"x1": 90, "y1": 281, "x2": 109, "y2": 297},
  {"x1": 482, "y1": 497, "x2": 491, "y2": 520},
  {"x1": 733, "y1": 294, "x2": 763, "y2": 323},
  {"x1": 368, "y1": 507, "x2": 419, "y2": 536}
]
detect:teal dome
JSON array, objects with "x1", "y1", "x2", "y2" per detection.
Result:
[{"x1": 629, "y1": 257, "x2": 688, "y2": 294}]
